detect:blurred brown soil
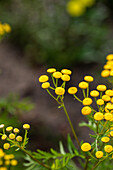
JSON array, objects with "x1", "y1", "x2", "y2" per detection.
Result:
[{"x1": 0, "y1": 42, "x2": 107, "y2": 151}]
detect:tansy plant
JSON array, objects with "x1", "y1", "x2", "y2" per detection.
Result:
[
  {"x1": 0, "y1": 22, "x2": 11, "y2": 41},
  {"x1": 1, "y1": 55, "x2": 113, "y2": 169}
]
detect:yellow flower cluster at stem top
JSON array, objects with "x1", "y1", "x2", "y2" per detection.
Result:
[
  {"x1": 66, "y1": 0, "x2": 95, "y2": 17},
  {"x1": 0, "y1": 22, "x2": 11, "y2": 36}
]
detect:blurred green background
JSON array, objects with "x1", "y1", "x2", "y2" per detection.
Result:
[{"x1": 0, "y1": 0, "x2": 113, "y2": 67}]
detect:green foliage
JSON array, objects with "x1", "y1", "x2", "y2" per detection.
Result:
[{"x1": 0, "y1": 0, "x2": 112, "y2": 67}]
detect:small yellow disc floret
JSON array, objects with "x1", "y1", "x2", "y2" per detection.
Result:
[
  {"x1": 53, "y1": 72, "x2": 62, "y2": 79},
  {"x1": 104, "y1": 145, "x2": 113, "y2": 153},
  {"x1": 9, "y1": 133, "x2": 15, "y2": 140},
  {"x1": 55, "y1": 87, "x2": 65, "y2": 95},
  {"x1": 84, "y1": 76, "x2": 94, "y2": 82},
  {"x1": 47, "y1": 68, "x2": 56, "y2": 74},
  {"x1": 83, "y1": 98, "x2": 93, "y2": 106},
  {"x1": 79, "y1": 81, "x2": 88, "y2": 89},
  {"x1": 106, "y1": 54, "x2": 113, "y2": 60},
  {"x1": 104, "y1": 113, "x2": 113, "y2": 120},
  {"x1": 61, "y1": 69, "x2": 72, "y2": 75},
  {"x1": 81, "y1": 143, "x2": 91, "y2": 152},
  {"x1": 3, "y1": 143, "x2": 10, "y2": 150},
  {"x1": 1, "y1": 134, "x2": 7, "y2": 140},
  {"x1": 90, "y1": 90, "x2": 99, "y2": 97},
  {"x1": 101, "y1": 70, "x2": 110, "y2": 77},
  {"x1": 81, "y1": 106, "x2": 92, "y2": 115},
  {"x1": 13, "y1": 128, "x2": 19, "y2": 133},
  {"x1": 68, "y1": 87, "x2": 78, "y2": 94},
  {"x1": 101, "y1": 137, "x2": 110, "y2": 143},
  {"x1": 61, "y1": 75, "x2": 70, "y2": 81},
  {"x1": 96, "y1": 99, "x2": 104, "y2": 105},
  {"x1": 23, "y1": 124, "x2": 30, "y2": 130},
  {"x1": 105, "y1": 90, "x2": 113, "y2": 97},
  {"x1": 95, "y1": 151, "x2": 103, "y2": 159},
  {"x1": 10, "y1": 159, "x2": 18, "y2": 166},
  {"x1": 97, "y1": 85, "x2": 107, "y2": 91},
  {"x1": 6, "y1": 126, "x2": 13, "y2": 132},
  {"x1": 41, "y1": 82, "x2": 50, "y2": 89},
  {"x1": 39, "y1": 75, "x2": 49, "y2": 83},
  {"x1": 94, "y1": 112, "x2": 103, "y2": 121},
  {"x1": 16, "y1": 136, "x2": 23, "y2": 142},
  {"x1": 0, "y1": 124, "x2": 5, "y2": 129},
  {"x1": 102, "y1": 95, "x2": 111, "y2": 102}
]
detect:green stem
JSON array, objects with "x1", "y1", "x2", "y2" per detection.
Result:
[
  {"x1": 82, "y1": 89, "x2": 86, "y2": 98},
  {"x1": 51, "y1": 75, "x2": 56, "y2": 87},
  {"x1": 46, "y1": 89, "x2": 61, "y2": 104},
  {"x1": 22, "y1": 130, "x2": 28, "y2": 148},
  {"x1": 56, "y1": 78, "x2": 58, "y2": 87},
  {"x1": 87, "y1": 84, "x2": 89, "y2": 98},
  {"x1": 73, "y1": 94, "x2": 83, "y2": 103},
  {"x1": 62, "y1": 102, "x2": 81, "y2": 148}
]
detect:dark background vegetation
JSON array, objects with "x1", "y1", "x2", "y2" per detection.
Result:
[{"x1": 0, "y1": 0, "x2": 113, "y2": 169}]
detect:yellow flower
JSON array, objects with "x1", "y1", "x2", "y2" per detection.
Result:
[
  {"x1": 10, "y1": 159, "x2": 18, "y2": 166},
  {"x1": 107, "y1": 61, "x2": 113, "y2": 66},
  {"x1": 61, "y1": 69, "x2": 72, "y2": 75},
  {"x1": 96, "y1": 99, "x2": 104, "y2": 105},
  {"x1": 94, "y1": 112, "x2": 103, "y2": 121},
  {"x1": 0, "y1": 160, "x2": 3, "y2": 165},
  {"x1": 81, "y1": 143, "x2": 91, "y2": 152},
  {"x1": 101, "y1": 137, "x2": 110, "y2": 143},
  {"x1": 90, "y1": 90, "x2": 99, "y2": 97},
  {"x1": 0, "y1": 124, "x2": 5, "y2": 129},
  {"x1": 3, "y1": 143, "x2": 10, "y2": 150},
  {"x1": 9, "y1": 133, "x2": 15, "y2": 140},
  {"x1": 106, "y1": 54, "x2": 113, "y2": 60},
  {"x1": 23, "y1": 124, "x2": 30, "y2": 130},
  {"x1": 101, "y1": 70, "x2": 110, "y2": 77},
  {"x1": 111, "y1": 97, "x2": 113, "y2": 103},
  {"x1": 61, "y1": 75, "x2": 70, "y2": 81},
  {"x1": 79, "y1": 81, "x2": 88, "y2": 89},
  {"x1": 1, "y1": 134, "x2": 7, "y2": 140},
  {"x1": 5, "y1": 160, "x2": 10, "y2": 165},
  {"x1": 80, "y1": 0, "x2": 95, "y2": 7},
  {"x1": 103, "y1": 64, "x2": 111, "y2": 70},
  {"x1": 13, "y1": 128, "x2": 19, "y2": 133},
  {"x1": 110, "y1": 131, "x2": 113, "y2": 137},
  {"x1": 83, "y1": 98, "x2": 93, "y2": 106},
  {"x1": 105, "y1": 103, "x2": 113, "y2": 110},
  {"x1": 47, "y1": 68, "x2": 56, "y2": 74},
  {"x1": 102, "y1": 95, "x2": 111, "y2": 102},
  {"x1": 0, "y1": 149, "x2": 5, "y2": 157},
  {"x1": 6, "y1": 126, "x2": 13, "y2": 132},
  {"x1": 97, "y1": 85, "x2": 107, "y2": 91},
  {"x1": 95, "y1": 151, "x2": 103, "y2": 159},
  {"x1": 105, "y1": 90, "x2": 113, "y2": 97},
  {"x1": 41, "y1": 82, "x2": 50, "y2": 89},
  {"x1": 39, "y1": 75, "x2": 49, "y2": 83},
  {"x1": 3, "y1": 23, "x2": 11, "y2": 33},
  {"x1": 67, "y1": 0, "x2": 85, "y2": 17},
  {"x1": 0, "y1": 167, "x2": 7, "y2": 170},
  {"x1": 84, "y1": 76, "x2": 94, "y2": 82},
  {"x1": 4, "y1": 154, "x2": 14, "y2": 160},
  {"x1": 0, "y1": 24, "x2": 4, "y2": 35},
  {"x1": 68, "y1": 87, "x2": 78, "y2": 94},
  {"x1": 53, "y1": 72, "x2": 62, "y2": 79},
  {"x1": 104, "y1": 145, "x2": 113, "y2": 153},
  {"x1": 55, "y1": 87, "x2": 65, "y2": 95},
  {"x1": 16, "y1": 136, "x2": 23, "y2": 142},
  {"x1": 81, "y1": 106, "x2": 92, "y2": 115},
  {"x1": 104, "y1": 113, "x2": 113, "y2": 120},
  {"x1": 110, "y1": 70, "x2": 113, "y2": 76}
]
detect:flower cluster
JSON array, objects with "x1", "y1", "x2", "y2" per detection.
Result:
[
  {"x1": 0, "y1": 22, "x2": 11, "y2": 38},
  {"x1": 0, "y1": 148, "x2": 17, "y2": 170},
  {"x1": 0, "y1": 124, "x2": 30, "y2": 151},
  {"x1": 66, "y1": 0, "x2": 95, "y2": 17},
  {"x1": 101, "y1": 54, "x2": 113, "y2": 78}
]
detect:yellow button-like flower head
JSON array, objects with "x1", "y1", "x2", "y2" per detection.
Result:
[
  {"x1": 81, "y1": 143, "x2": 91, "y2": 152},
  {"x1": 53, "y1": 72, "x2": 62, "y2": 79},
  {"x1": 80, "y1": 0, "x2": 95, "y2": 7},
  {"x1": 0, "y1": 149, "x2": 5, "y2": 157},
  {"x1": 104, "y1": 145, "x2": 113, "y2": 153},
  {"x1": 106, "y1": 54, "x2": 113, "y2": 60},
  {"x1": 105, "y1": 90, "x2": 113, "y2": 97},
  {"x1": 61, "y1": 69, "x2": 72, "y2": 75},
  {"x1": 61, "y1": 75, "x2": 70, "y2": 82},
  {"x1": 3, "y1": 143, "x2": 10, "y2": 150},
  {"x1": 47, "y1": 68, "x2": 56, "y2": 74},
  {"x1": 6, "y1": 126, "x2": 13, "y2": 132},
  {"x1": 83, "y1": 98, "x2": 93, "y2": 106},
  {"x1": 9, "y1": 133, "x2": 15, "y2": 140},
  {"x1": 79, "y1": 81, "x2": 88, "y2": 89},
  {"x1": 84, "y1": 76, "x2": 94, "y2": 82},
  {"x1": 41, "y1": 82, "x2": 50, "y2": 89},
  {"x1": 94, "y1": 112, "x2": 103, "y2": 121},
  {"x1": 95, "y1": 151, "x2": 103, "y2": 159},
  {"x1": 0, "y1": 124, "x2": 5, "y2": 129},
  {"x1": 81, "y1": 106, "x2": 92, "y2": 115},
  {"x1": 55, "y1": 87, "x2": 65, "y2": 95},
  {"x1": 101, "y1": 137, "x2": 110, "y2": 143},
  {"x1": 101, "y1": 70, "x2": 110, "y2": 77},
  {"x1": 110, "y1": 131, "x2": 113, "y2": 137},
  {"x1": 104, "y1": 113, "x2": 113, "y2": 120},
  {"x1": 110, "y1": 70, "x2": 113, "y2": 76},
  {"x1": 1, "y1": 134, "x2": 7, "y2": 140},
  {"x1": 97, "y1": 99, "x2": 104, "y2": 105},
  {"x1": 104, "y1": 64, "x2": 111, "y2": 70},
  {"x1": 16, "y1": 136, "x2": 23, "y2": 142},
  {"x1": 13, "y1": 128, "x2": 19, "y2": 133},
  {"x1": 3, "y1": 23, "x2": 11, "y2": 33},
  {"x1": 68, "y1": 87, "x2": 78, "y2": 94},
  {"x1": 5, "y1": 160, "x2": 10, "y2": 165},
  {"x1": 39, "y1": 75, "x2": 49, "y2": 83},
  {"x1": 23, "y1": 124, "x2": 30, "y2": 130},
  {"x1": 97, "y1": 85, "x2": 107, "y2": 91},
  {"x1": 102, "y1": 95, "x2": 111, "y2": 102},
  {"x1": 90, "y1": 90, "x2": 99, "y2": 97},
  {"x1": 10, "y1": 159, "x2": 18, "y2": 166}
]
